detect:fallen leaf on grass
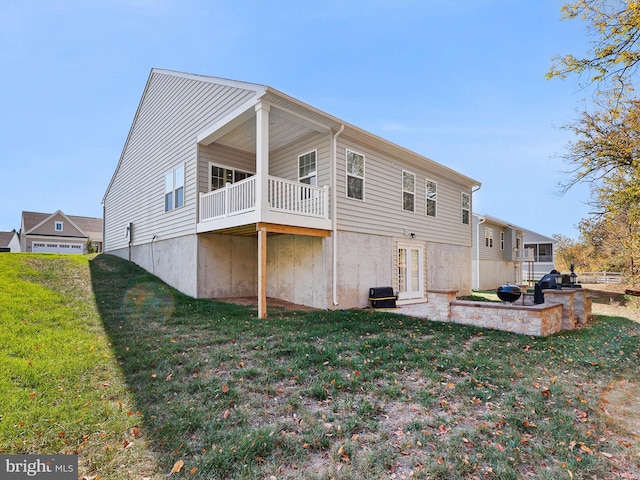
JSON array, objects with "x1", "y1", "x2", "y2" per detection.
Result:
[
  {"x1": 169, "y1": 460, "x2": 184, "y2": 474},
  {"x1": 221, "y1": 385, "x2": 229, "y2": 394}
]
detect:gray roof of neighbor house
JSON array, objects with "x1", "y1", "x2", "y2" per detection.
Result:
[
  {"x1": 22, "y1": 211, "x2": 103, "y2": 243},
  {"x1": 0, "y1": 230, "x2": 17, "y2": 247}
]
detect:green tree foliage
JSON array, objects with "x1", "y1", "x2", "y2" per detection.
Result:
[
  {"x1": 549, "y1": 1, "x2": 640, "y2": 283},
  {"x1": 548, "y1": 0, "x2": 640, "y2": 99}
]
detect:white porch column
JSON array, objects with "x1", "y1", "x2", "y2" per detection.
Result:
[
  {"x1": 255, "y1": 102, "x2": 270, "y2": 319},
  {"x1": 255, "y1": 102, "x2": 270, "y2": 216}
]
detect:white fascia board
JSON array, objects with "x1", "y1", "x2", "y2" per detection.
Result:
[{"x1": 196, "y1": 101, "x2": 259, "y2": 146}]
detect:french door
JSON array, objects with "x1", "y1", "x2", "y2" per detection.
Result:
[{"x1": 397, "y1": 244, "x2": 424, "y2": 300}]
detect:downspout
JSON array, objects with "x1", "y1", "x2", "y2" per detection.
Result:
[
  {"x1": 332, "y1": 124, "x2": 345, "y2": 306},
  {"x1": 472, "y1": 184, "x2": 483, "y2": 291}
]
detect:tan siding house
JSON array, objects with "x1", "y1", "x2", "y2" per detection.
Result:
[
  {"x1": 20, "y1": 211, "x2": 103, "y2": 254},
  {"x1": 103, "y1": 69, "x2": 480, "y2": 317},
  {"x1": 472, "y1": 214, "x2": 530, "y2": 290}
]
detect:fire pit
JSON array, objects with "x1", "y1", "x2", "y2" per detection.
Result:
[{"x1": 496, "y1": 285, "x2": 522, "y2": 303}]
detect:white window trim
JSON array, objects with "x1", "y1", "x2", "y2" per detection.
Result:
[
  {"x1": 461, "y1": 192, "x2": 470, "y2": 225},
  {"x1": 425, "y1": 179, "x2": 437, "y2": 217},
  {"x1": 485, "y1": 227, "x2": 494, "y2": 248},
  {"x1": 345, "y1": 149, "x2": 365, "y2": 201},
  {"x1": 402, "y1": 170, "x2": 416, "y2": 212},
  {"x1": 209, "y1": 162, "x2": 255, "y2": 191},
  {"x1": 165, "y1": 163, "x2": 185, "y2": 212},
  {"x1": 298, "y1": 149, "x2": 317, "y2": 185},
  {"x1": 54, "y1": 221, "x2": 63, "y2": 232}
]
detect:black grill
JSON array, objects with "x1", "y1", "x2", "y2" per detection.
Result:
[{"x1": 368, "y1": 287, "x2": 397, "y2": 308}]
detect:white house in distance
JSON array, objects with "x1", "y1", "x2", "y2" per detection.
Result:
[
  {"x1": 20, "y1": 210, "x2": 103, "y2": 254},
  {"x1": 522, "y1": 230, "x2": 556, "y2": 282},
  {"x1": 102, "y1": 69, "x2": 481, "y2": 317},
  {"x1": 472, "y1": 213, "x2": 556, "y2": 290},
  {"x1": 0, "y1": 230, "x2": 20, "y2": 252}
]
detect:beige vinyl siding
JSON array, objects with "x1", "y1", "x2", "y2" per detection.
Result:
[
  {"x1": 334, "y1": 134, "x2": 473, "y2": 247},
  {"x1": 30, "y1": 213, "x2": 84, "y2": 238},
  {"x1": 269, "y1": 132, "x2": 331, "y2": 185},
  {"x1": 104, "y1": 71, "x2": 259, "y2": 251},
  {"x1": 476, "y1": 220, "x2": 505, "y2": 261},
  {"x1": 198, "y1": 143, "x2": 256, "y2": 193}
]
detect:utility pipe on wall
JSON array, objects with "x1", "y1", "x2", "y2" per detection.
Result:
[{"x1": 331, "y1": 124, "x2": 345, "y2": 306}]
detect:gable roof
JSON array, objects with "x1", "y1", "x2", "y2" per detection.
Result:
[
  {"x1": 0, "y1": 230, "x2": 17, "y2": 247},
  {"x1": 21, "y1": 211, "x2": 103, "y2": 242},
  {"x1": 104, "y1": 68, "x2": 480, "y2": 201}
]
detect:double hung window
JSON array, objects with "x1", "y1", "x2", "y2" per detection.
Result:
[
  {"x1": 485, "y1": 227, "x2": 494, "y2": 248},
  {"x1": 425, "y1": 179, "x2": 437, "y2": 217},
  {"x1": 461, "y1": 192, "x2": 470, "y2": 225},
  {"x1": 402, "y1": 171, "x2": 416, "y2": 212},
  {"x1": 165, "y1": 164, "x2": 185, "y2": 212},
  {"x1": 346, "y1": 149, "x2": 365, "y2": 200},
  {"x1": 298, "y1": 150, "x2": 317, "y2": 186}
]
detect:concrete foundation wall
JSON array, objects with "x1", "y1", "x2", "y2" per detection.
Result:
[
  {"x1": 336, "y1": 231, "x2": 394, "y2": 310},
  {"x1": 426, "y1": 243, "x2": 472, "y2": 296},
  {"x1": 197, "y1": 234, "x2": 257, "y2": 298},
  {"x1": 267, "y1": 235, "x2": 328, "y2": 309},
  {"x1": 196, "y1": 233, "x2": 328, "y2": 310},
  {"x1": 108, "y1": 235, "x2": 199, "y2": 297}
]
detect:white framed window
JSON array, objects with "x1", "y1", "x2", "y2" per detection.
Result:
[
  {"x1": 54, "y1": 221, "x2": 63, "y2": 232},
  {"x1": 461, "y1": 192, "x2": 470, "y2": 225},
  {"x1": 346, "y1": 149, "x2": 365, "y2": 200},
  {"x1": 298, "y1": 150, "x2": 317, "y2": 186},
  {"x1": 210, "y1": 163, "x2": 253, "y2": 191},
  {"x1": 402, "y1": 170, "x2": 415, "y2": 212},
  {"x1": 485, "y1": 227, "x2": 494, "y2": 248},
  {"x1": 425, "y1": 179, "x2": 437, "y2": 217},
  {"x1": 165, "y1": 164, "x2": 185, "y2": 212},
  {"x1": 500, "y1": 231, "x2": 505, "y2": 250}
]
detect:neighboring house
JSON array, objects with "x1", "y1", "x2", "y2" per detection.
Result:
[
  {"x1": 472, "y1": 214, "x2": 556, "y2": 290},
  {"x1": 20, "y1": 211, "x2": 103, "y2": 254},
  {"x1": 103, "y1": 69, "x2": 480, "y2": 317},
  {"x1": 522, "y1": 231, "x2": 555, "y2": 282},
  {"x1": 472, "y1": 214, "x2": 529, "y2": 290},
  {"x1": 0, "y1": 230, "x2": 20, "y2": 252}
]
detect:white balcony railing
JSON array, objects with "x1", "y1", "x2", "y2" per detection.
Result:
[
  {"x1": 516, "y1": 248, "x2": 535, "y2": 261},
  {"x1": 199, "y1": 176, "x2": 329, "y2": 223}
]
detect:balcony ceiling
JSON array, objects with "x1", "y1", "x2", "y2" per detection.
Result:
[{"x1": 214, "y1": 108, "x2": 330, "y2": 153}]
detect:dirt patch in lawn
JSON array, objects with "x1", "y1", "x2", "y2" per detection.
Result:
[
  {"x1": 584, "y1": 283, "x2": 640, "y2": 323},
  {"x1": 218, "y1": 296, "x2": 320, "y2": 312}
]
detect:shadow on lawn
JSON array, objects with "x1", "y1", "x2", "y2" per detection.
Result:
[{"x1": 87, "y1": 253, "x2": 267, "y2": 477}]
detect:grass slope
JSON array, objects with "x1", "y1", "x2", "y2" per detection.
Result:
[{"x1": 1, "y1": 253, "x2": 639, "y2": 479}]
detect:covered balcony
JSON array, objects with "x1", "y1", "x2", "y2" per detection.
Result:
[{"x1": 197, "y1": 175, "x2": 331, "y2": 233}]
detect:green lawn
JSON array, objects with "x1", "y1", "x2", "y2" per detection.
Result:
[{"x1": 1, "y1": 253, "x2": 639, "y2": 479}]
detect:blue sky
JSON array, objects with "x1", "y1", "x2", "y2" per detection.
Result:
[{"x1": 1, "y1": 0, "x2": 594, "y2": 239}]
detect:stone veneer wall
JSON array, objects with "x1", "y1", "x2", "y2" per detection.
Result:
[
  {"x1": 449, "y1": 301, "x2": 563, "y2": 336},
  {"x1": 421, "y1": 289, "x2": 566, "y2": 336}
]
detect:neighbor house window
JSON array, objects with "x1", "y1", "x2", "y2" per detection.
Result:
[
  {"x1": 298, "y1": 150, "x2": 317, "y2": 186},
  {"x1": 500, "y1": 231, "x2": 505, "y2": 250},
  {"x1": 402, "y1": 171, "x2": 415, "y2": 212},
  {"x1": 210, "y1": 164, "x2": 253, "y2": 191},
  {"x1": 346, "y1": 149, "x2": 364, "y2": 200},
  {"x1": 54, "y1": 221, "x2": 63, "y2": 232},
  {"x1": 485, "y1": 227, "x2": 494, "y2": 248},
  {"x1": 461, "y1": 192, "x2": 470, "y2": 224},
  {"x1": 165, "y1": 164, "x2": 185, "y2": 212},
  {"x1": 425, "y1": 179, "x2": 437, "y2": 217}
]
